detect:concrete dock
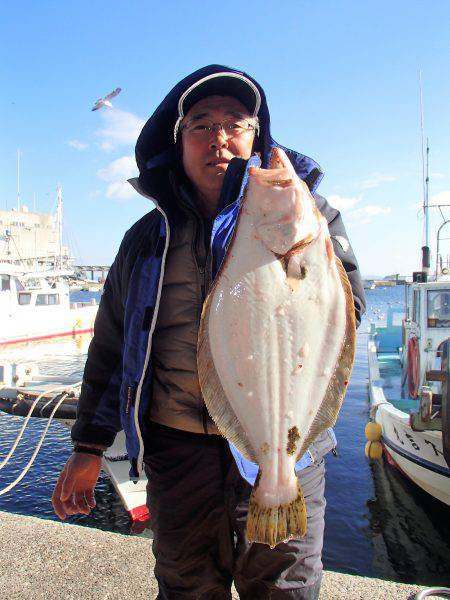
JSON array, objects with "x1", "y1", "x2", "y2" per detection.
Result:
[{"x1": 0, "y1": 510, "x2": 427, "y2": 599}]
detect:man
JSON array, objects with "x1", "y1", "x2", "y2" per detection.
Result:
[{"x1": 52, "y1": 65, "x2": 365, "y2": 599}]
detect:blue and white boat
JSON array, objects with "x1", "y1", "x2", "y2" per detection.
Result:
[
  {"x1": 368, "y1": 296, "x2": 450, "y2": 505},
  {"x1": 367, "y1": 137, "x2": 450, "y2": 505}
]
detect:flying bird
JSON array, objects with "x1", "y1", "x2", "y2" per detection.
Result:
[{"x1": 91, "y1": 88, "x2": 122, "y2": 111}]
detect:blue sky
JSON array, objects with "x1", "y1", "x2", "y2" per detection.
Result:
[{"x1": 2, "y1": 1, "x2": 450, "y2": 276}]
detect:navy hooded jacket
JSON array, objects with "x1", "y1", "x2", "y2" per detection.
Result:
[{"x1": 71, "y1": 64, "x2": 366, "y2": 481}]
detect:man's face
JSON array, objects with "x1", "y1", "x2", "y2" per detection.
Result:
[{"x1": 181, "y1": 95, "x2": 256, "y2": 201}]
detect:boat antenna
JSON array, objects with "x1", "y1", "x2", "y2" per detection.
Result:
[
  {"x1": 57, "y1": 185, "x2": 63, "y2": 270},
  {"x1": 419, "y1": 72, "x2": 430, "y2": 275},
  {"x1": 17, "y1": 149, "x2": 21, "y2": 211}
]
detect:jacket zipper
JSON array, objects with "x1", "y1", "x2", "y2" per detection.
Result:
[
  {"x1": 130, "y1": 200, "x2": 171, "y2": 479},
  {"x1": 199, "y1": 265, "x2": 206, "y2": 300}
]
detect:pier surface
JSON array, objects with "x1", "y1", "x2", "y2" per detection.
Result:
[{"x1": 0, "y1": 510, "x2": 427, "y2": 599}]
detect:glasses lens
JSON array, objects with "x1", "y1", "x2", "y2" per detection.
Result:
[{"x1": 183, "y1": 118, "x2": 255, "y2": 138}]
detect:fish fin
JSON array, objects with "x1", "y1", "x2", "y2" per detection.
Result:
[
  {"x1": 198, "y1": 298, "x2": 257, "y2": 462},
  {"x1": 246, "y1": 478, "x2": 307, "y2": 547},
  {"x1": 296, "y1": 256, "x2": 357, "y2": 459}
]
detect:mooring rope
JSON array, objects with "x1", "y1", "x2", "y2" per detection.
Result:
[{"x1": 0, "y1": 382, "x2": 82, "y2": 496}]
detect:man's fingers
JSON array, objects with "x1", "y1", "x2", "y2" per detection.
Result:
[
  {"x1": 269, "y1": 147, "x2": 295, "y2": 173},
  {"x1": 74, "y1": 492, "x2": 91, "y2": 515},
  {"x1": 249, "y1": 166, "x2": 293, "y2": 186},
  {"x1": 60, "y1": 474, "x2": 74, "y2": 502},
  {"x1": 85, "y1": 490, "x2": 96, "y2": 509},
  {"x1": 269, "y1": 147, "x2": 285, "y2": 169},
  {"x1": 62, "y1": 494, "x2": 82, "y2": 515},
  {"x1": 52, "y1": 473, "x2": 68, "y2": 519},
  {"x1": 51, "y1": 493, "x2": 67, "y2": 520},
  {"x1": 249, "y1": 166, "x2": 291, "y2": 179}
]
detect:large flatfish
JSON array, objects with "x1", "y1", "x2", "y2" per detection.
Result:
[{"x1": 198, "y1": 148, "x2": 356, "y2": 547}]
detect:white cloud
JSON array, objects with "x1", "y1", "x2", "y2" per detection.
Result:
[
  {"x1": 68, "y1": 139, "x2": 89, "y2": 150},
  {"x1": 348, "y1": 205, "x2": 391, "y2": 225},
  {"x1": 97, "y1": 155, "x2": 137, "y2": 181},
  {"x1": 96, "y1": 155, "x2": 139, "y2": 201},
  {"x1": 430, "y1": 190, "x2": 450, "y2": 206},
  {"x1": 360, "y1": 172, "x2": 397, "y2": 190},
  {"x1": 326, "y1": 194, "x2": 391, "y2": 225},
  {"x1": 98, "y1": 141, "x2": 115, "y2": 152},
  {"x1": 105, "y1": 181, "x2": 138, "y2": 200},
  {"x1": 327, "y1": 194, "x2": 360, "y2": 212},
  {"x1": 410, "y1": 189, "x2": 450, "y2": 210},
  {"x1": 95, "y1": 108, "x2": 145, "y2": 151}
]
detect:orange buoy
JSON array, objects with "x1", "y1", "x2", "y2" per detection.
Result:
[
  {"x1": 365, "y1": 440, "x2": 383, "y2": 460},
  {"x1": 365, "y1": 421, "x2": 382, "y2": 442}
]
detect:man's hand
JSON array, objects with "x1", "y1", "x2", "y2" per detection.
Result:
[
  {"x1": 52, "y1": 453, "x2": 102, "y2": 520},
  {"x1": 248, "y1": 147, "x2": 320, "y2": 256}
]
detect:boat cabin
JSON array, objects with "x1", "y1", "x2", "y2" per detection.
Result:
[
  {"x1": 0, "y1": 264, "x2": 70, "y2": 318},
  {"x1": 404, "y1": 278, "x2": 450, "y2": 389}
]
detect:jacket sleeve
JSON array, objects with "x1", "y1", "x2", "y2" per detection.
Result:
[
  {"x1": 315, "y1": 193, "x2": 366, "y2": 328},
  {"x1": 70, "y1": 240, "x2": 126, "y2": 448}
]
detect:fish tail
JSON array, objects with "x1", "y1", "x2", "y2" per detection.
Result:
[{"x1": 246, "y1": 480, "x2": 307, "y2": 548}]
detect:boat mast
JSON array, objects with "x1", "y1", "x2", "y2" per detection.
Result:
[
  {"x1": 57, "y1": 185, "x2": 63, "y2": 270},
  {"x1": 420, "y1": 73, "x2": 430, "y2": 276},
  {"x1": 17, "y1": 149, "x2": 21, "y2": 211}
]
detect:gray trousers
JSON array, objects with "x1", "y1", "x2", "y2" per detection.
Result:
[{"x1": 143, "y1": 423, "x2": 327, "y2": 600}]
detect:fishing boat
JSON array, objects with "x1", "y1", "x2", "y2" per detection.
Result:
[
  {"x1": 367, "y1": 301, "x2": 450, "y2": 505},
  {"x1": 0, "y1": 187, "x2": 99, "y2": 345},
  {"x1": 0, "y1": 263, "x2": 98, "y2": 346},
  {"x1": 367, "y1": 139, "x2": 450, "y2": 505}
]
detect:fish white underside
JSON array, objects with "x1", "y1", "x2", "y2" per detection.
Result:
[
  {"x1": 207, "y1": 214, "x2": 346, "y2": 503},
  {"x1": 198, "y1": 171, "x2": 355, "y2": 545}
]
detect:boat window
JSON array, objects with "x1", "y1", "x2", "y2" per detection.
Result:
[
  {"x1": 36, "y1": 293, "x2": 60, "y2": 306},
  {"x1": 427, "y1": 290, "x2": 450, "y2": 327},
  {"x1": 18, "y1": 293, "x2": 31, "y2": 305},
  {"x1": 412, "y1": 290, "x2": 420, "y2": 322},
  {"x1": 24, "y1": 278, "x2": 41, "y2": 289},
  {"x1": 1, "y1": 274, "x2": 10, "y2": 291}
]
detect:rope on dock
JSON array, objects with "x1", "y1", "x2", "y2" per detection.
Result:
[{"x1": 0, "y1": 382, "x2": 81, "y2": 496}]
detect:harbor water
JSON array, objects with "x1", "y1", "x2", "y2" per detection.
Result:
[{"x1": 0, "y1": 287, "x2": 449, "y2": 586}]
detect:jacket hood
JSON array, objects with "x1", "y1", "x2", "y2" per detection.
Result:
[{"x1": 134, "y1": 64, "x2": 323, "y2": 202}]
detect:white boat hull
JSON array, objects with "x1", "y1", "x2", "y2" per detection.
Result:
[
  {"x1": 375, "y1": 408, "x2": 450, "y2": 505},
  {"x1": 368, "y1": 335, "x2": 450, "y2": 506},
  {"x1": 0, "y1": 304, "x2": 98, "y2": 346},
  {"x1": 102, "y1": 431, "x2": 149, "y2": 520}
]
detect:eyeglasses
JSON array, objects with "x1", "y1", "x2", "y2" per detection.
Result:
[{"x1": 180, "y1": 117, "x2": 259, "y2": 139}]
